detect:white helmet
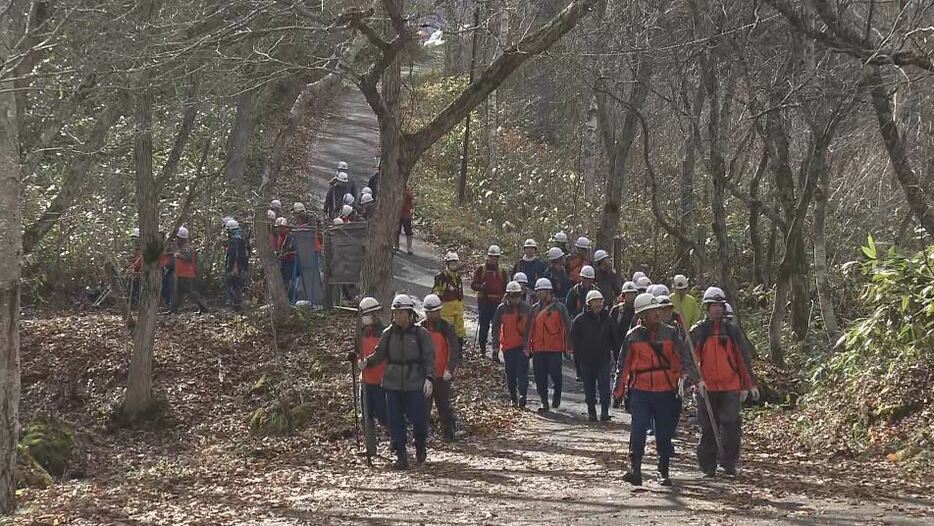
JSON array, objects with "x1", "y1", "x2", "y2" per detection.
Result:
[
  {"x1": 574, "y1": 236, "x2": 591, "y2": 249},
  {"x1": 580, "y1": 265, "x2": 596, "y2": 280},
  {"x1": 340, "y1": 204, "x2": 353, "y2": 217},
  {"x1": 703, "y1": 286, "x2": 727, "y2": 304},
  {"x1": 362, "y1": 186, "x2": 372, "y2": 195},
  {"x1": 651, "y1": 284, "x2": 670, "y2": 297},
  {"x1": 225, "y1": 219, "x2": 240, "y2": 230},
  {"x1": 423, "y1": 294, "x2": 443, "y2": 312},
  {"x1": 267, "y1": 209, "x2": 276, "y2": 220},
  {"x1": 585, "y1": 289, "x2": 604, "y2": 304},
  {"x1": 275, "y1": 217, "x2": 289, "y2": 227},
  {"x1": 343, "y1": 193, "x2": 355, "y2": 205},
  {"x1": 360, "y1": 193, "x2": 374, "y2": 204},
  {"x1": 443, "y1": 251, "x2": 460, "y2": 262},
  {"x1": 554, "y1": 231, "x2": 569, "y2": 243},
  {"x1": 634, "y1": 292, "x2": 661, "y2": 314},
  {"x1": 338, "y1": 161, "x2": 348, "y2": 171},
  {"x1": 593, "y1": 249, "x2": 609, "y2": 263},
  {"x1": 534, "y1": 278, "x2": 553, "y2": 291},
  {"x1": 725, "y1": 302, "x2": 735, "y2": 319},
  {"x1": 336, "y1": 171, "x2": 349, "y2": 183},
  {"x1": 656, "y1": 295, "x2": 672, "y2": 307},
  {"x1": 487, "y1": 244, "x2": 502, "y2": 257},
  {"x1": 391, "y1": 294, "x2": 416, "y2": 310},
  {"x1": 636, "y1": 276, "x2": 652, "y2": 291},
  {"x1": 131, "y1": 227, "x2": 140, "y2": 237},
  {"x1": 523, "y1": 238, "x2": 538, "y2": 249},
  {"x1": 632, "y1": 271, "x2": 647, "y2": 282},
  {"x1": 621, "y1": 281, "x2": 638, "y2": 294},
  {"x1": 176, "y1": 226, "x2": 190, "y2": 239},
  {"x1": 270, "y1": 199, "x2": 282, "y2": 209},
  {"x1": 359, "y1": 297, "x2": 381, "y2": 314},
  {"x1": 293, "y1": 202, "x2": 306, "y2": 213},
  {"x1": 506, "y1": 281, "x2": 523, "y2": 294},
  {"x1": 672, "y1": 274, "x2": 689, "y2": 290},
  {"x1": 513, "y1": 272, "x2": 528, "y2": 284},
  {"x1": 547, "y1": 247, "x2": 564, "y2": 260},
  {"x1": 332, "y1": 217, "x2": 344, "y2": 225}
]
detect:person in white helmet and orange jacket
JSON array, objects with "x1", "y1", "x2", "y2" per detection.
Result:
[
  {"x1": 568, "y1": 236, "x2": 593, "y2": 285},
  {"x1": 690, "y1": 286, "x2": 759, "y2": 478},
  {"x1": 512, "y1": 272, "x2": 531, "y2": 304},
  {"x1": 671, "y1": 274, "x2": 702, "y2": 329},
  {"x1": 570, "y1": 289, "x2": 615, "y2": 422},
  {"x1": 543, "y1": 247, "x2": 571, "y2": 301},
  {"x1": 471, "y1": 245, "x2": 509, "y2": 360},
  {"x1": 421, "y1": 294, "x2": 461, "y2": 442},
  {"x1": 352, "y1": 297, "x2": 388, "y2": 440},
  {"x1": 492, "y1": 281, "x2": 534, "y2": 407},
  {"x1": 170, "y1": 226, "x2": 209, "y2": 314},
  {"x1": 512, "y1": 238, "x2": 547, "y2": 286},
  {"x1": 530, "y1": 278, "x2": 573, "y2": 414},
  {"x1": 432, "y1": 251, "x2": 466, "y2": 346}
]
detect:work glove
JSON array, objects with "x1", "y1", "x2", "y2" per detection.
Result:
[
  {"x1": 423, "y1": 379, "x2": 433, "y2": 398},
  {"x1": 443, "y1": 369, "x2": 452, "y2": 381},
  {"x1": 497, "y1": 350, "x2": 504, "y2": 363},
  {"x1": 345, "y1": 351, "x2": 357, "y2": 362}
]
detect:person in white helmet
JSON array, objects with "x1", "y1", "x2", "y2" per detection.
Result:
[
  {"x1": 635, "y1": 275, "x2": 652, "y2": 293},
  {"x1": 513, "y1": 272, "x2": 531, "y2": 303},
  {"x1": 529, "y1": 278, "x2": 573, "y2": 413},
  {"x1": 420, "y1": 294, "x2": 461, "y2": 441},
  {"x1": 324, "y1": 171, "x2": 357, "y2": 219},
  {"x1": 338, "y1": 160, "x2": 348, "y2": 172},
  {"x1": 512, "y1": 238, "x2": 547, "y2": 287},
  {"x1": 361, "y1": 294, "x2": 436, "y2": 469},
  {"x1": 292, "y1": 202, "x2": 311, "y2": 227},
  {"x1": 609, "y1": 281, "x2": 640, "y2": 364},
  {"x1": 543, "y1": 247, "x2": 571, "y2": 301},
  {"x1": 671, "y1": 274, "x2": 702, "y2": 329},
  {"x1": 570, "y1": 289, "x2": 615, "y2": 421},
  {"x1": 350, "y1": 297, "x2": 388, "y2": 458},
  {"x1": 551, "y1": 231, "x2": 570, "y2": 255},
  {"x1": 269, "y1": 199, "x2": 282, "y2": 220},
  {"x1": 593, "y1": 249, "x2": 622, "y2": 300},
  {"x1": 492, "y1": 281, "x2": 534, "y2": 407},
  {"x1": 224, "y1": 219, "x2": 249, "y2": 312},
  {"x1": 339, "y1": 204, "x2": 358, "y2": 223},
  {"x1": 614, "y1": 292, "x2": 702, "y2": 487},
  {"x1": 471, "y1": 245, "x2": 509, "y2": 360},
  {"x1": 274, "y1": 217, "x2": 298, "y2": 303},
  {"x1": 170, "y1": 226, "x2": 209, "y2": 314},
  {"x1": 690, "y1": 287, "x2": 758, "y2": 478},
  {"x1": 568, "y1": 237, "x2": 593, "y2": 285},
  {"x1": 566, "y1": 264, "x2": 601, "y2": 382},
  {"x1": 359, "y1": 192, "x2": 376, "y2": 219},
  {"x1": 394, "y1": 186, "x2": 415, "y2": 255},
  {"x1": 432, "y1": 252, "x2": 466, "y2": 347}
]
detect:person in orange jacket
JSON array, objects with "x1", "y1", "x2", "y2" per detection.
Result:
[
  {"x1": 352, "y1": 297, "x2": 388, "y2": 458},
  {"x1": 690, "y1": 286, "x2": 759, "y2": 478},
  {"x1": 529, "y1": 278, "x2": 572, "y2": 414},
  {"x1": 615, "y1": 292, "x2": 701, "y2": 486},
  {"x1": 170, "y1": 226, "x2": 208, "y2": 314},
  {"x1": 567, "y1": 236, "x2": 592, "y2": 285},
  {"x1": 421, "y1": 294, "x2": 462, "y2": 441},
  {"x1": 492, "y1": 281, "x2": 534, "y2": 408}
]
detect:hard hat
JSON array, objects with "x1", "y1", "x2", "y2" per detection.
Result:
[
  {"x1": 343, "y1": 193, "x2": 355, "y2": 205},
  {"x1": 621, "y1": 281, "x2": 638, "y2": 294},
  {"x1": 270, "y1": 199, "x2": 282, "y2": 209},
  {"x1": 340, "y1": 204, "x2": 353, "y2": 217},
  {"x1": 554, "y1": 231, "x2": 569, "y2": 243},
  {"x1": 359, "y1": 297, "x2": 381, "y2": 314},
  {"x1": 338, "y1": 161, "x2": 348, "y2": 171},
  {"x1": 574, "y1": 236, "x2": 591, "y2": 249},
  {"x1": 275, "y1": 217, "x2": 289, "y2": 227},
  {"x1": 703, "y1": 286, "x2": 727, "y2": 304},
  {"x1": 547, "y1": 247, "x2": 564, "y2": 260},
  {"x1": 585, "y1": 289, "x2": 604, "y2": 304},
  {"x1": 632, "y1": 271, "x2": 647, "y2": 282},
  {"x1": 523, "y1": 238, "x2": 538, "y2": 249},
  {"x1": 513, "y1": 272, "x2": 528, "y2": 284},
  {"x1": 636, "y1": 276, "x2": 652, "y2": 291},
  {"x1": 534, "y1": 278, "x2": 553, "y2": 291},
  {"x1": 176, "y1": 226, "x2": 189, "y2": 239},
  {"x1": 651, "y1": 284, "x2": 670, "y2": 297},
  {"x1": 593, "y1": 249, "x2": 609, "y2": 262},
  {"x1": 391, "y1": 294, "x2": 416, "y2": 310},
  {"x1": 634, "y1": 292, "x2": 661, "y2": 314},
  {"x1": 443, "y1": 251, "x2": 460, "y2": 262},
  {"x1": 131, "y1": 227, "x2": 140, "y2": 237},
  {"x1": 336, "y1": 171, "x2": 349, "y2": 183},
  {"x1": 332, "y1": 217, "x2": 344, "y2": 225},
  {"x1": 267, "y1": 209, "x2": 276, "y2": 220},
  {"x1": 580, "y1": 265, "x2": 596, "y2": 280},
  {"x1": 656, "y1": 295, "x2": 672, "y2": 307},
  {"x1": 360, "y1": 193, "x2": 374, "y2": 204},
  {"x1": 506, "y1": 281, "x2": 523, "y2": 294},
  {"x1": 293, "y1": 202, "x2": 306, "y2": 213},
  {"x1": 725, "y1": 303, "x2": 735, "y2": 318},
  {"x1": 225, "y1": 219, "x2": 240, "y2": 230},
  {"x1": 362, "y1": 186, "x2": 372, "y2": 195},
  {"x1": 487, "y1": 245, "x2": 502, "y2": 257},
  {"x1": 423, "y1": 294, "x2": 443, "y2": 312},
  {"x1": 672, "y1": 274, "x2": 689, "y2": 290}
]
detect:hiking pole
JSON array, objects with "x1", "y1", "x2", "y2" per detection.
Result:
[
  {"x1": 349, "y1": 357, "x2": 362, "y2": 454},
  {"x1": 682, "y1": 327, "x2": 723, "y2": 453}
]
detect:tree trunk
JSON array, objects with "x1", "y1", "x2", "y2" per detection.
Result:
[
  {"x1": 224, "y1": 89, "x2": 255, "y2": 185},
  {"x1": 749, "y1": 145, "x2": 768, "y2": 286},
  {"x1": 676, "y1": 82, "x2": 704, "y2": 273},
  {"x1": 768, "y1": 277, "x2": 788, "y2": 368},
  {"x1": 0, "y1": 5, "x2": 22, "y2": 511},
  {"x1": 582, "y1": 97, "x2": 598, "y2": 200},
  {"x1": 813, "y1": 162, "x2": 840, "y2": 343}
]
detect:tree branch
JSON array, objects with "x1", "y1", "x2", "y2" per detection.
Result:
[{"x1": 157, "y1": 99, "x2": 200, "y2": 190}]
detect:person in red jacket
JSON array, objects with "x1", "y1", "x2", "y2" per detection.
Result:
[
  {"x1": 492, "y1": 281, "x2": 534, "y2": 407},
  {"x1": 170, "y1": 226, "x2": 208, "y2": 314},
  {"x1": 567, "y1": 236, "x2": 592, "y2": 285},
  {"x1": 352, "y1": 297, "x2": 388, "y2": 458},
  {"x1": 395, "y1": 187, "x2": 415, "y2": 255},
  {"x1": 471, "y1": 244, "x2": 509, "y2": 360},
  {"x1": 421, "y1": 294, "x2": 461, "y2": 441},
  {"x1": 529, "y1": 278, "x2": 572, "y2": 414},
  {"x1": 615, "y1": 292, "x2": 701, "y2": 486},
  {"x1": 690, "y1": 286, "x2": 759, "y2": 478}
]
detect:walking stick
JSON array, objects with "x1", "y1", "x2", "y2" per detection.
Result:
[
  {"x1": 682, "y1": 327, "x2": 723, "y2": 453},
  {"x1": 349, "y1": 358, "x2": 363, "y2": 454}
]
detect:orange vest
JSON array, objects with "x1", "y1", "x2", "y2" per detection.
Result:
[
  {"x1": 425, "y1": 321, "x2": 450, "y2": 376},
  {"x1": 568, "y1": 255, "x2": 590, "y2": 284},
  {"x1": 621, "y1": 333, "x2": 682, "y2": 393},
  {"x1": 498, "y1": 304, "x2": 528, "y2": 350},
  {"x1": 360, "y1": 327, "x2": 385, "y2": 385},
  {"x1": 696, "y1": 324, "x2": 749, "y2": 391},
  {"x1": 175, "y1": 252, "x2": 197, "y2": 278},
  {"x1": 530, "y1": 303, "x2": 567, "y2": 353}
]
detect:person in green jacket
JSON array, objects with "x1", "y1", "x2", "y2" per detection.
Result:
[{"x1": 671, "y1": 274, "x2": 702, "y2": 328}]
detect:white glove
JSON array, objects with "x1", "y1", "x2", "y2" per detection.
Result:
[
  {"x1": 740, "y1": 390, "x2": 748, "y2": 403},
  {"x1": 423, "y1": 379, "x2": 433, "y2": 398},
  {"x1": 443, "y1": 369, "x2": 452, "y2": 381},
  {"x1": 749, "y1": 387, "x2": 760, "y2": 401},
  {"x1": 497, "y1": 350, "x2": 504, "y2": 363}
]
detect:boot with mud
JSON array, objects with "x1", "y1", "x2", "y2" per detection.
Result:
[
  {"x1": 657, "y1": 457, "x2": 672, "y2": 486},
  {"x1": 623, "y1": 455, "x2": 643, "y2": 486}
]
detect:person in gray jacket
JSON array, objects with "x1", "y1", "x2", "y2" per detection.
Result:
[{"x1": 362, "y1": 294, "x2": 436, "y2": 469}]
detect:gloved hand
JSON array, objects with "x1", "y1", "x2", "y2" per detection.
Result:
[
  {"x1": 523, "y1": 348, "x2": 530, "y2": 357},
  {"x1": 740, "y1": 390, "x2": 748, "y2": 403},
  {"x1": 423, "y1": 379, "x2": 433, "y2": 398},
  {"x1": 442, "y1": 369, "x2": 452, "y2": 381},
  {"x1": 497, "y1": 350, "x2": 504, "y2": 363},
  {"x1": 346, "y1": 351, "x2": 358, "y2": 363},
  {"x1": 749, "y1": 387, "x2": 760, "y2": 401}
]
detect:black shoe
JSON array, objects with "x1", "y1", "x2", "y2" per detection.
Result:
[
  {"x1": 393, "y1": 453, "x2": 409, "y2": 470},
  {"x1": 600, "y1": 412, "x2": 611, "y2": 422},
  {"x1": 537, "y1": 402, "x2": 549, "y2": 414},
  {"x1": 407, "y1": 250, "x2": 414, "y2": 255},
  {"x1": 623, "y1": 471, "x2": 643, "y2": 486},
  {"x1": 587, "y1": 406, "x2": 597, "y2": 422},
  {"x1": 552, "y1": 396, "x2": 561, "y2": 409},
  {"x1": 702, "y1": 469, "x2": 716, "y2": 478},
  {"x1": 722, "y1": 466, "x2": 737, "y2": 478},
  {"x1": 510, "y1": 397, "x2": 519, "y2": 407},
  {"x1": 415, "y1": 445, "x2": 427, "y2": 465},
  {"x1": 657, "y1": 458, "x2": 672, "y2": 486},
  {"x1": 575, "y1": 376, "x2": 582, "y2": 382},
  {"x1": 518, "y1": 397, "x2": 527, "y2": 409}
]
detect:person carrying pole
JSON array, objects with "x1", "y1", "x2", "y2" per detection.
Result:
[
  {"x1": 432, "y1": 252, "x2": 466, "y2": 348},
  {"x1": 529, "y1": 278, "x2": 573, "y2": 414},
  {"x1": 492, "y1": 281, "x2": 533, "y2": 408},
  {"x1": 349, "y1": 297, "x2": 388, "y2": 460},
  {"x1": 421, "y1": 294, "x2": 461, "y2": 442}
]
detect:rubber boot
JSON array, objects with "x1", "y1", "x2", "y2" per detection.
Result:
[
  {"x1": 393, "y1": 448, "x2": 409, "y2": 470},
  {"x1": 623, "y1": 455, "x2": 643, "y2": 486},
  {"x1": 552, "y1": 393, "x2": 561, "y2": 409},
  {"x1": 537, "y1": 400, "x2": 549, "y2": 414},
  {"x1": 600, "y1": 402, "x2": 611, "y2": 422},
  {"x1": 657, "y1": 457, "x2": 672, "y2": 486},
  {"x1": 415, "y1": 439, "x2": 427, "y2": 465},
  {"x1": 587, "y1": 405, "x2": 597, "y2": 422}
]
